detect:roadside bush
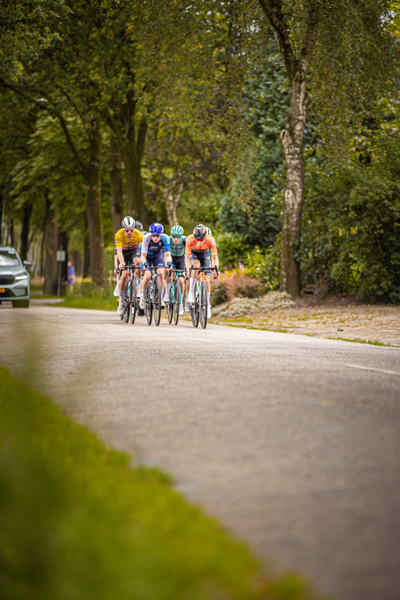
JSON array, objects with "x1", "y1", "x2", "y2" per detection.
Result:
[
  {"x1": 211, "y1": 280, "x2": 228, "y2": 306},
  {"x1": 213, "y1": 232, "x2": 250, "y2": 270},
  {"x1": 244, "y1": 240, "x2": 280, "y2": 291},
  {"x1": 214, "y1": 268, "x2": 265, "y2": 304}
]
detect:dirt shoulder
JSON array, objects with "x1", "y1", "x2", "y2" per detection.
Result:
[{"x1": 210, "y1": 294, "x2": 400, "y2": 347}]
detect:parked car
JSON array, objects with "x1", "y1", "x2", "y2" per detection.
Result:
[{"x1": 0, "y1": 246, "x2": 32, "y2": 308}]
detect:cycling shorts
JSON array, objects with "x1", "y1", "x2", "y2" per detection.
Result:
[
  {"x1": 172, "y1": 255, "x2": 185, "y2": 274},
  {"x1": 119, "y1": 248, "x2": 140, "y2": 265},
  {"x1": 190, "y1": 249, "x2": 211, "y2": 275},
  {"x1": 144, "y1": 249, "x2": 165, "y2": 270}
]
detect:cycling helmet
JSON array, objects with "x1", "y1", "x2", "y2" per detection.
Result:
[
  {"x1": 193, "y1": 224, "x2": 207, "y2": 239},
  {"x1": 171, "y1": 224, "x2": 184, "y2": 236},
  {"x1": 135, "y1": 221, "x2": 143, "y2": 231},
  {"x1": 206, "y1": 227, "x2": 212, "y2": 236},
  {"x1": 121, "y1": 216, "x2": 135, "y2": 230},
  {"x1": 149, "y1": 222, "x2": 164, "y2": 235}
]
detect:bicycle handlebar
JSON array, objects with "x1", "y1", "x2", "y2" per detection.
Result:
[
  {"x1": 189, "y1": 265, "x2": 219, "y2": 275},
  {"x1": 117, "y1": 263, "x2": 138, "y2": 275}
]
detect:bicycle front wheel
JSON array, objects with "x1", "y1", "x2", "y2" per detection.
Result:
[
  {"x1": 191, "y1": 282, "x2": 199, "y2": 328},
  {"x1": 173, "y1": 281, "x2": 180, "y2": 325},
  {"x1": 167, "y1": 283, "x2": 174, "y2": 324},
  {"x1": 146, "y1": 285, "x2": 153, "y2": 325},
  {"x1": 154, "y1": 279, "x2": 162, "y2": 326},
  {"x1": 199, "y1": 281, "x2": 208, "y2": 329},
  {"x1": 130, "y1": 278, "x2": 137, "y2": 324},
  {"x1": 123, "y1": 284, "x2": 130, "y2": 323}
]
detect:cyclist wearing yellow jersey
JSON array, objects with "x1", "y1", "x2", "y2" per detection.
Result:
[{"x1": 115, "y1": 216, "x2": 144, "y2": 314}]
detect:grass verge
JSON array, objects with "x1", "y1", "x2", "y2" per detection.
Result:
[
  {"x1": 0, "y1": 366, "x2": 317, "y2": 600},
  {"x1": 57, "y1": 284, "x2": 117, "y2": 311}
]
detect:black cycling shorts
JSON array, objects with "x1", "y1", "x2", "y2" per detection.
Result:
[
  {"x1": 122, "y1": 247, "x2": 140, "y2": 264},
  {"x1": 190, "y1": 249, "x2": 211, "y2": 275},
  {"x1": 172, "y1": 255, "x2": 186, "y2": 274}
]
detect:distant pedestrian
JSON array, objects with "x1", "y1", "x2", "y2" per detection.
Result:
[{"x1": 67, "y1": 261, "x2": 75, "y2": 293}]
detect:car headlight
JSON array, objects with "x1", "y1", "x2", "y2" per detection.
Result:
[{"x1": 15, "y1": 274, "x2": 28, "y2": 280}]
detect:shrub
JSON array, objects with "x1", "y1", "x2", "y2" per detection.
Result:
[
  {"x1": 213, "y1": 232, "x2": 250, "y2": 270},
  {"x1": 217, "y1": 269, "x2": 265, "y2": 302},
  {"x1": 211, "y1": 280, "x2": 229, "y2": 306},
  {"x1": 244, "y1": 240, "x2": 280, "y2": 291}
]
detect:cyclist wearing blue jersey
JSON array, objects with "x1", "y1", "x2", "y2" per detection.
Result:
[
  {"x1": 165, "y1": 224, "x2": 186, "y2": 316},
  {"x1": 139, "y1": 222, "x2": 172, "y2": 309}
]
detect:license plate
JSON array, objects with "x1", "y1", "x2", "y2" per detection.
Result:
[{"x1": 0, "y1": 288, "x2": 5, "y2": 293}]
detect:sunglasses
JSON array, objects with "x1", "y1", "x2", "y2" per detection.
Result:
[
  {"x1": 172, "y1": 235, "x2": 182, "y2": 239},
  {"x1": 151, "y1": 234, "x2": 161, "y2": 238},
  {"x1": 124, "y1": 229, "x2": 134, "y2": 233}
]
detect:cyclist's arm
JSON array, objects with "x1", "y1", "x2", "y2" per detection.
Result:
[
  {"x1": 116, "y1": 246, "x2": 125, "y2": 267},
  {"x1": 185, "y1": 237, "x2": 192, "y2": 274},
  {"x1": 164, "y1": 251, "x2": 172, "y2": 266},
  {"x1": 209, "y1": 236, "x2": 219, "y2": 273},
  {"x1": 211, "y1": 253, "x2": 219, "y2": 271}
]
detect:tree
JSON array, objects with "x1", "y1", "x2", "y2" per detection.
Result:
[
  {"x1": 219, "y1": 41, "x2": 287, "y2": 248},
  {"x1": 255, "y1": 0, "x2": 399, "y2": 296}
]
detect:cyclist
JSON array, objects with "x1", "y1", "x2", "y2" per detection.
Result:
[
  {"x1": 165, "y1": 224, "x2": 186, "y2": 316},
  {"x1": 115, "y1": 216, "x2": 144, "y2": 314},
  {"x1": 185, "y1": 224, "x2": 219, "y2": 319},
  {"x1": 139, "y1": 222, "x2": 172, "y2": 310}
]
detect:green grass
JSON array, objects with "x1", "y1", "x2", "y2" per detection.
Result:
[
  {"x1": 0, "y1": 367, "x2": 317, "y2": 600},
  {"x1": 31, "y1": 292, "x2": 60, "y2": 299},
  {"x1": 57, "y1": 284, "x2": 118, "y2": 311},
  {"x1": 326, "y1": 337, "x2": 396, "y2": 347}
]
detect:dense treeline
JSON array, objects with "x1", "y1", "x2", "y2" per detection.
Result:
[{"x1": 1, "y1": 0, "x2": 399, "y2": 301}]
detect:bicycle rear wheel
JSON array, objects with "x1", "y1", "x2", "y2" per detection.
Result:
[
  {"x1": 130, "y1": 278, "x2": 137, "y2": 324},
  {"x1": 199, "y1": 281, "x2": 208, "y2": 329},
  {"x1": 173, "y1": 281, "x2": 180, "y2": 325},
  {"x1": 123, "y1": 283, "x2": 130, "y2": 323},
  {"x1": 154, "y1": 279, "x2": 162, "y2": 326}
]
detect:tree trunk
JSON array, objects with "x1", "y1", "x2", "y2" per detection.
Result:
[
  {"x1": 86, "y1": 114, "x2": 106, "y2": 287},
  {"x1": 43, "y1": 193, "x2": 59, "y2": 295},
  {"x1": 122, "y1": 135, "x2": 147, "y2": 224},
  {"x1": 279, "y1": 69, "x2": 308, "y2": 298},
  {"x1": 108, "y1": 134, "x2": 125, "y2": 234},
  {"x1": 58, "y1": 231, "x2": 68, "y2": 295},
  {"x1": 20, "y1": 202, "x2": 32, "y2": 261},
  {"x1": 165, "y1": 185, "x2": 182, "y2": 227}
]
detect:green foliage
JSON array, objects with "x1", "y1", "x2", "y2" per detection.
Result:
[
  {"x1": 299, "y1": 125, "x2": 400, "y2": 302},
  {"x1": 214, "y1": 231, "x2": 250, "y2": 269},
  {"x1": 0, "y1": 366, "x2": 316, "y2": 600},
  {"x1": 219, "y1": 42, "x2": 286, "y2": 248},
  {"x1": 61, "y1": 279, "x2": 117, "y2": 311},
  {"x1": 244, "y1": 240, "x2": 281, "y2": 292}
]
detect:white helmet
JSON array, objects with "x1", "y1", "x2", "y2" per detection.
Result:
[
  {"x1": 121, "y1": 216, "x2": 135, "y2": 230},
  {"x1": 206, "y1": 227, "x2": 212, "y2": 236}
]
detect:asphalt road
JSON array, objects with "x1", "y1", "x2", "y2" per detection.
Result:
[{"x1": 1, "y1": 303, "x2": 400, "y2": 600}]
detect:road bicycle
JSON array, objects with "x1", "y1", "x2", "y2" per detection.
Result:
[
  {"x1": 118, "y1": 264, "x2": 140, "y2": 324},
  {"x1": 166, "y1": 267, "x2": 185, "y2": 325},
  {"x1": 143, "y1": 266, "x2": 163, "y2": 326},
  {"x1": 188, "y1": 265, "x2": 218, "y2": 329}
]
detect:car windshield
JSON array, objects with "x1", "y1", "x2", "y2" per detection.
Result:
[{"x1": 0, "y1": 250, "x2": 21, "y2": 266}]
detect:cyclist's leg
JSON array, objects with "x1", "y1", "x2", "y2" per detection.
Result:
[
  {"x1": 202, "y1": 254, "x2": 212, "y2": 317},
  {"x1": 188, "y1": 252, "x2": 200, "y2": 303},
  {"x1": 133, "y1": 248, "x2": 141, "y2": 283},
  {"x1": 173, "y1": 255, "x2": 185, "y2": 313}
]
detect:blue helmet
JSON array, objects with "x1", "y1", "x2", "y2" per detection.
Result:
[{"x1": 149, "y1": 222, "x2": 164, "y2": 235}]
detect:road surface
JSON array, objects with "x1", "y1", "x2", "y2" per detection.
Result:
[{"x1": 1, "y1": 303, "x2": 399, "y2": 600}]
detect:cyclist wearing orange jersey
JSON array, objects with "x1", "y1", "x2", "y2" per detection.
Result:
[
  {"x1": 115, "y1": 216, "x2": 144, "y2": 315},
  {"x1": 185, "y1": 224, "x2": 219, "y2": 319}
]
